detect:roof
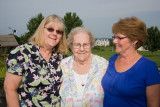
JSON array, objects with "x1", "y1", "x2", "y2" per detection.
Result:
[{"x1": 0, "y1": 35, "x2": 19, "y2": 47}]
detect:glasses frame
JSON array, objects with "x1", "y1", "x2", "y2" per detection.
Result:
[
  {"x1": 72, "y1": 43, "x2": 91, "y2": 49},
  {"x1": 44, "y1": 27, "x2": 63, "y2": 35},
  {"x1": 112, "y1": 36, "x2": 127, "y2": 40}
]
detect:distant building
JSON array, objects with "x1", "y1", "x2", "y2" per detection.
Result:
[
  {"x1": 95, "y1": 38, "x2": 110, "y2": 46},
  {"x1": 0, "y1": 35, "x2": 19, "y2": 54},
  {"x1": 0, "y1": 35, "x2": 18, "y2": 47},
  {"x1": 137, "y1": 46, "x2": 148, "y2": 51}
]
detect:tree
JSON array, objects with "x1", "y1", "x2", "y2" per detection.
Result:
[
  {"x1": 20, "y1": 13, "x2": 44, "y2": 44},
  {"x1": 63, "y1": 12, "x2": 83, "y2": 37},
  {"x1": 144, "y1": 26, "x2": 160, "y2": 54}
]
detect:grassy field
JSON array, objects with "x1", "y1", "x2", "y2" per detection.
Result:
[
  {"x1": 0, "y1": 46, "x2": 160, "y2": 79},
  {"x1": 92, "y1": 46, "x2": 160, "y2": 67}
]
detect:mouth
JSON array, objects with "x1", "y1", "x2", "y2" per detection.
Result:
[
  {"x1": 77, "y1": 52, "x2": 86, "y2": 54},
  {"x1": 49, "y1": 36, "x2": 57, "y2": 40}
]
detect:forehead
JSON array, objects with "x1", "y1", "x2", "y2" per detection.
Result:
[
  {"x1": 73, "y1": 33, "x2": 90, "y2": 43},
  {"x1": 114, "y1": 33, "x2": 126, "y2": 37},
  {"x1": 45, "y1": 21, "x2": 63, "y2": 30}
]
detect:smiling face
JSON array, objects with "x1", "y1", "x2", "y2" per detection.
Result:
[
  {"x1": 43, "y1": 22, "x2": 63, "y2": 49},
  {"x1": 113, "y1": 33, "x2": 136, "y2": 54},
  {"x1": 72, "y1": 32, "x2": 91, "y2": 62}
]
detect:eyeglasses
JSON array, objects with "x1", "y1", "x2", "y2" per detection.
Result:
[
  {"x1": 72, "y1": 43, "x2": 90, "y2": 49},
  {"x1": 112, "y1": 36, "x2": 127, "y2": 40},
  {"x1": 44, "y1": 27, "x2": 63, "y2": 35}
]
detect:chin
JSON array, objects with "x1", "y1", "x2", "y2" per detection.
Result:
[{"x1": 115, "y1": 49, "x2": 120, "y2": 53}]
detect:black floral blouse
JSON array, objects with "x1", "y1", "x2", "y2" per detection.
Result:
[{"x1": 6, "y1": 43, "x2": 65, "y2": 107}]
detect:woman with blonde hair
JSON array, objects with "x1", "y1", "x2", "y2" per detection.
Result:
[{"x1": 4, "y1": 14, "x2": 67, "y2": 107}]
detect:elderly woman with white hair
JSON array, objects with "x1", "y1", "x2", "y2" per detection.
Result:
[{"x1": 60, "y1": 27, "x2": 108, "y2": 107}]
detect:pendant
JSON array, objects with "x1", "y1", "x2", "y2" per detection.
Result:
[{"x1": 81, "y1": 83, "x2": 85, "y2": 86}]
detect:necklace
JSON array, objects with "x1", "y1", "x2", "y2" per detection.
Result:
[
  {"x1": 73, "y1": 56, "x2": 92, "y2": 86},
  {"x1": 80, "y1": 74, "x2": 88, "y2": 87},
  {"x1": 81, "y1": 83, "x2": 85, "y2": 87},
  {"x1": 74, "y1": 71, "x2": 88, "y2": 87}
]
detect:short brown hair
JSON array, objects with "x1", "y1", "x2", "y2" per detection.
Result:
[
  {"x1": 29, "y1": 14, "x2": 68, "y2": 54},
  {"x1": 112, "y1": 16, "x2": 147, "y2": 49},
  {"x1": 67, "y1": 27, "x2": 95, "y2": 49}
]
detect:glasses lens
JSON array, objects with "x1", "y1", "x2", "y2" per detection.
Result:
[
  {"x1": 83, "y1": 43, "x2": 90, "y2": 48},
  {"x1": 45, "y1": 27, "x2": 63, "y2": 35},
  {"x1": 56, "y1": 30, "x2": 63, "y2": 35},
  {"x1": 47, "y1": 28, "x2": 54, "y2": 32},
  {"x1": 112, "y1": 36, "x2": 115, "y2": 39},
  {"x1": 73, "y1": 43, "x2": 90, "y2": 49}
]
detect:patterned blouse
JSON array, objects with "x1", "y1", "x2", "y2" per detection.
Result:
[
  {"x1": 60, "y1": 54, "x2": 108, "y2": 107},
  {"x1": 6, "y1": 43, "x2": 64, "y2": 107}
]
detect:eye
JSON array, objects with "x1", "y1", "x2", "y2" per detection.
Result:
[
  {"x1": 47, "y1": 28, "x2": 54, "y2": 32},
  {"x1": 74, "y1": 43, "x2": 80, "y2": 46},
  {"x1": 56, "y1": 30, "x2": 63, "y2": 35}
]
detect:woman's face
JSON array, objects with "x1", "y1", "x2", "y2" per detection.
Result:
[
  {"x1": 72, "y1": 32, "x2": 91, "y2": 62},
  {"x1": 113, "y1": 33, "x2": 135, "y2": 54},
  {"x1": 43, "y1": 22, "x2": 63, "y2": 49}
]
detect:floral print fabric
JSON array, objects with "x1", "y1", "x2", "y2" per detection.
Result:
[
  {"x1": 6, "y1": 43, "x2": 64, "y2": 107},
  {"x1": 60, "y1": 54, "x2": 108, "y2": 107}
]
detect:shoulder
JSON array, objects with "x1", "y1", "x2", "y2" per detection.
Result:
[
  {"x1": 10, "y1": 43, "x2": 36, "y2": 54},
  {"x1": 92, "y1": 54, "x2": 109, "y2": 71},
  {"x1": 60, "y1": 56, "x2": 73, "y2": 74},
  {"x1": 138, "y1": 56, "x2": 160, "y2": 85},
  {"x1": 110, "y1": 54, "x2": 118, "y2": 60},
  {"x1": 107, "y1": 54, "x2": 118, "y2": 65},
  {"x1": 139, "y1": 56, "x2": 157, "y2": 68},
  {"x1": 7, "y1": 43, "x2": 38, "y2": 64},
  {"x1": 92, "y1": 54, "x2": 108, "y2": 64},
  {"x1": 61, "y1": 56, "x2": 73, "y2": 64}
]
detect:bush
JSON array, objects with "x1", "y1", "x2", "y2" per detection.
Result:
[{"x1": 93, "y1": 46, "x2": 104, "y2": 51}]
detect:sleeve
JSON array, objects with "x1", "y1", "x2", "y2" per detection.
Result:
[
  {"x1": 94, "y1": 55, "x2": 109, "y2": 77},
  {"x1": 6, "y1": 46, "x2": 28, "y2": 76},
  {"x1": 100, "y1": 57, "x2": 109, "y2": 75},
  {"x1": 145, "y1": 62, "x2": 160, "y2": 86}
]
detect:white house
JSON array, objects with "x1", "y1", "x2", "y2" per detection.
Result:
[
  {"x1": 95, "y1": 38, "x2": 110, "y2": 46},
  {"x1": 137, "y1": 46, "x2": 148, "y2": 51}
]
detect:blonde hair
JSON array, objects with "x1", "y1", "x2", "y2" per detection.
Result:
[
  {"x1": 29, "y1": 14, "x2": 68, "y2": 54},
  {"x1": 67, "y1": 27, "x2": 95, "y2": 49},
  {"x1": 112, "y1": 16, "x2": 147, "y2": 49}
]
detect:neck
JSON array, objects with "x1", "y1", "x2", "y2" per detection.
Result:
[
  {"x1": 119, "y1": 49, "x2": 141, "y2": 62},
  {"x1": 73, "y1": 55, "x2": 92, "y2": 74},
  {"x1": 74, "y1": 55, "x2": 91, "y2": 65},
  {"x1": 40, "y1": 47, "x2": 52, "y2": 53},
  {"x1": 40, "y1": 47, "x2": 52, "y2": 61}
]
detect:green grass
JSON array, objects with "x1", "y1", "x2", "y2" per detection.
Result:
[
  {"x1": 92, "y1": 46, "x2": 116, "y2": 60},
  {"x1": 0, "y1": 57, "x2": 7, "y2": 78}
]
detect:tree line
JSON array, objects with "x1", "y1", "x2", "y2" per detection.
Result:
[{"x1": 14, "y1": 12, "x2": 160, "y2": 54}]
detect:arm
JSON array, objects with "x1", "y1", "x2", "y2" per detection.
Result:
[
  {"x1": 4, "y1": 72, "x2": 22, "y2": 107},
  {"x1": 146, "y1": 84, "x2": 160, "y2": 107}
]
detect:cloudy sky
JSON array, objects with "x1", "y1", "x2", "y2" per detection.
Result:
[{"x1": 0, "y1": 0, "x2": 160, "y2": 38}]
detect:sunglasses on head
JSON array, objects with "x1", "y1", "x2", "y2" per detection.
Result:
[{"x1": 44, "y1": 27, "x2": 63, "y2": 35}]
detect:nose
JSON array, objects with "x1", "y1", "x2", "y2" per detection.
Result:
[
  {"x1": 79, "y1": 45, "x2": 84, "y2": 51},
  {"x1": 113, "y1": 38, "x2": 118, "y2": 44},
  {"x1": 51, "y1": 30, "x2": 58, "y2": 37}
]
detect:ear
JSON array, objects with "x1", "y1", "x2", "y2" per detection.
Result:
[{"x1": 133, "y1": 40, "x2": 138, "y2": 45}]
